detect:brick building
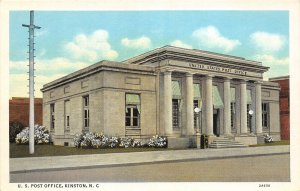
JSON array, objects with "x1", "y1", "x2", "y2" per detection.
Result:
[
  {"x1": 9, "y1": 97, "x2": 43, "y2": 126},
  {"x1": 269, "y1": 76, "x2": 289, "y2": 140}
]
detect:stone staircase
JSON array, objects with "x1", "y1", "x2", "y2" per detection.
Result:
[{"x1": 209, "y1": 137, "x2": 247, "y2": 149}]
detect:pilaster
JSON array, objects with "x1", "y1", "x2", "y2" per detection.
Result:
[
  {"x1": 240, "y1": 80, "x2": 248, "y2": 134},
  {"x1": 164, "y1": 71, "x2": 173, "y2": 135},
  {"x1": 205, "y1": 75, "x2": 213, "y2": 135},
  {"x1": 223, "y1": 77, "x2": 231, "y2": 135},
  {"x1": 255, "y1": 81, "x2": 263, "y2": 134},
  {"x1": 185, "y1": 73, "x2": 194, "y2": 135}
]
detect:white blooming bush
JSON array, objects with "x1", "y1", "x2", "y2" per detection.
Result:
[
  {"x1": 263, "y1": 134, "x2": 274, "y2": 143},
  {"x1": 15, "y1": 125, "x2": 51, "y2": 145},
  {"x1": 119, "y1": 137, "x2": 134, "y2": 148},
  {"x1": 147, "y1": 135, "x2": 167, "y2": 148},
  {"x1": 73, "y1": 132, "x2": 167, "y2": 149}
]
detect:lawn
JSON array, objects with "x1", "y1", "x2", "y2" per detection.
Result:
[
  {"x1": 249, "y1": 140, "x2": 290, "y2": 147},
  {"x1": 10, "y1": 143, "x2": 170, "y2": 158}
]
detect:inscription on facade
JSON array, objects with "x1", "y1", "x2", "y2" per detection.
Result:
[{"x1": 189, "y1": 63, "x2": 247, "y2": 76}]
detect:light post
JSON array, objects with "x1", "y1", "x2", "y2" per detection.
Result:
[
  {"x1": 194, "y1": 107, "x2": 201, "y2": 148},
  {"x1": 194, "y1": 107, "x2": 201, "y2": 133},
  {"x1": 248, "y1": 109, "x2": 254, "y2": 134}
]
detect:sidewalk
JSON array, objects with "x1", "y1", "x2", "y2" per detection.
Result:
[{"x1": 10, "y1": 145, "x2": 289, "y2": 173}]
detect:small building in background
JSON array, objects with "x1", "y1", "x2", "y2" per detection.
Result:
[
  {"x1": 9, "y1": 97, "x2": 43, "y2": 126},
  {"x1": 269, "y1": 76, "x2": 290, "y2": 140}
]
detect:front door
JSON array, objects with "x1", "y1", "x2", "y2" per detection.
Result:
[{"x1": 213, "y1": 109, "x2": 220, "y2": 137}]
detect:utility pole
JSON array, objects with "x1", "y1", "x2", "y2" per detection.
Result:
[{"x1": 22, "y1": 10, "x2": 41, "y2": 154}]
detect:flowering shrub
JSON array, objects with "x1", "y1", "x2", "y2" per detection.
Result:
[
  {"x1": 9, "y1": 121, "x2": 24, "y2": 143},
  {"x1": 15, "y1": 125, "x2": 51, "y2": 144},
  {"x1": 147, "y1": 135, "x2": 167, "y2": 148},
  {"x1": 73, "y1": 133, "x2": 83, "y2": 148},
  {"x1": 132, "y1": 139, "x2": 143, "y2": 148},
  {"x1": 263, "y1": 134, "x2": 273, "y2": 143},
  {"x1": 73, "y1": 132, "x2": 167, "y2": 149},
  {"x1": 119, "y1": 137, "x2": 133, "y2": 148}
]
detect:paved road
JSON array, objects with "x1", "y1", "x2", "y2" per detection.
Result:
[{"x1": 11, "y1": 154, "x2": 290, "y2": 182}]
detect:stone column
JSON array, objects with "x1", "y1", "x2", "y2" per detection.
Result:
[
  {"x1": 223, "y1": 78, "x2": 231, "y2": 135},
  {"x1": 185, "y1": 73, "x2": 194, "y2": 135},
  {"x1": 240, "y1": 80, "x2": 248, "y2": 134},
  {"x1": 255, "y1": 81, "x2": 263, "y2": 134},
  {"x1": 164, "y1": 71, "x2": 173, "y2": 135},
  {"x1": 205, "y1": 75, "x2": 214, "y2": 135}
]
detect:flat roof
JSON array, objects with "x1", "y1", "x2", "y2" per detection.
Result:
[
  {"x1": 269, "y1": 75, "x2": 290, "y2": 81},
  {"x1": 124, "y1": 45, "x2": 263, "y2": 66},
  {"x1": 41, "y1": 60, "x2": 156, "y2": 92}
]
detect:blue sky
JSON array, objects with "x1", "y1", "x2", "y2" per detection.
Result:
[{"x1": 9, "y1": 11, "x2": 289, "y2": 98}]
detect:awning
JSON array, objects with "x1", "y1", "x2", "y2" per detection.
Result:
[
  {"x1": 247, "y1": 90, "x2": 252, "y2": 104},
  {"x1": 213, "y1": 86, "x2": 224, "y2": 109},
  {"x1": 172, "y1": 81, "x2": 181, "y2": 99},
  {"x1": 193, "y1": 83, "x2": 201, "y2": 100},
  {"x1": 126, "y1": 94, "x2": 140, "y2": 104},
  {"x1": 230, "y1": 87, "x2": 236, "y2": 102},
  {"x1": 197, "y1": 100, "x2": 203, "y2": 110}
]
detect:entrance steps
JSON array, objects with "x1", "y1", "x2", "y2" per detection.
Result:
[{"x1": 209, "y1": 137, "x2": 247, "y2": 149}]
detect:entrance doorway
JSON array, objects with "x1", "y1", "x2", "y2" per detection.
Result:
[{"x1": 213, "y1": 109, "x2": 220, "y2": 137}]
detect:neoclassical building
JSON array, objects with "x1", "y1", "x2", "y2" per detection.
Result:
[{"x1": 41, "y1": 46, "x2": 280, "y2": 147}]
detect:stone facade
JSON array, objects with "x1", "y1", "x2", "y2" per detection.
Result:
[{"x1": 41, "y1": 46, "x2": 280, "y2": 147}]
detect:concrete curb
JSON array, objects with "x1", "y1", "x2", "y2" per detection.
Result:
[{"x1": 10, "y1": 145, "x2": 290, "y2": 174}]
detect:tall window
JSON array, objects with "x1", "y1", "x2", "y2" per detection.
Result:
[
  {"x1": 125, "y1": 94, "x2": 140, "y2": 128},
  {"x1": 247, "y1": 104, "x2": 252, "y2": 132},
  {"x1": 50, "y1": 104, "x2": 55, "y2": 130},
  {"x1": 172, "y1": 99, "x2": 180, "y2": 130},
  {"x1": 230, "y1": 87, "x2": 236, "y2": 130},
  {"x1": 246, "y1": 89, "x2": 252, "y2": 133},
  {"x1": 65, "y1": 100, "x2": 70, "y2": 132},
  {"x1": 230, "y1": 103, "x2": 235, "y2": 129},
  {"x1": 193, "y1": 83, "x2": 202, "y2": 129},
  {"x1": 172, "y1": 81, "x2": 182, "y2": 130},
  {"x1": 193, "y1": 100, "x2": 199, "y2": 129},
  {"x1": 83, "y1": 96, "x2": 89, "y2": 130},
  {"x1": 262, "y1": 103, "x2": 269, "y2": 130}
]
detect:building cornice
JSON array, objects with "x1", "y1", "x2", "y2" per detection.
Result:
[
  {"x1": 124, "y1": 46, "x2": 269, "y2": 73},
  {"x1": 269, "y1": 75, "x2": 289, "y2": 81},
  {"x1": 41, "y1": 61, "x2": 156, "y2": 92}
]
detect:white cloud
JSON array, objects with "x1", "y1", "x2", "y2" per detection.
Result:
[
  {"x1": 170, "y1": 40, "x2": 192, "y2": 49},
  {"x1": 64, "y1": 30, "x2": 118, "y2": 63},
  {"x1": 10, "y1": 58, "x2": 89, "y2": 75},
  {"x1": 253, "y1": 54, "x2": 289, "y2": 80},
  {"x1": 36, "y1": 58, "x2": 88, "y2": 74},
  {"x1": 10, "y1": 74, "x2": 64, "y2": 98},
  {"x1": 253, "y1": 54, "x2": 289, "y2": 66},
  {"x1": 192, "y1": 26, "x2": 241, "y2": 52},
  {"x1": 10, "y1": 58, "x2": 90, "y2": 98},
  {"x1": 250, "y1": 32, "x2": 286, "y2": 53},
  {"x1": 121, "y1": 36, "x2": 151, "y2": 49}
]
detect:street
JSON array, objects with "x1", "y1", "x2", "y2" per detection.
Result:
[{"x1": 10, "y1": 154, "x2": 290, "y2": 182}]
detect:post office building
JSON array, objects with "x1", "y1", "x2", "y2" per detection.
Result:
[{"x1": 41, "y1": 46, "x2": 280, "y2": 147}]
